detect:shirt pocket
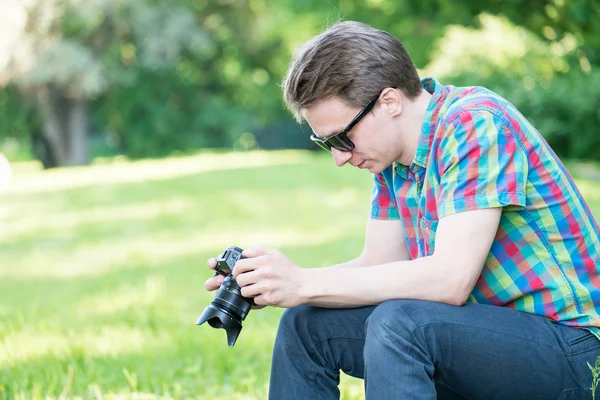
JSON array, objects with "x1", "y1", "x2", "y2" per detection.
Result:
[{"x1": 420, "y1": 217, "x2": 439, "y2": 256}]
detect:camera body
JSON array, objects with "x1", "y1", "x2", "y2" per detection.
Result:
[
  {"x1": 214, "y1": 246, "x2": 243, "y2": 276},
  {"x1": 196, "y1": 246, "x2": 253, "y2": 347}
]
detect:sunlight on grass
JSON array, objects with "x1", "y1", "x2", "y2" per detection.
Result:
[
  {"x1": 0, "y1": 150, "x2": 371, "y2": 400},
  {"x1": 2, "y1": 326, "x2": 158, "y2": 365},
  {"x1": 2, "y1": 150, "x2": 599, "y2": 400},
  {"x1": 574, "y1": 180, "x2": 600, "y2": 203},
  {"x1": 1, "y1": 198, "x2": 195, "y2": 240},
  {"x1": 1, "y1": 150, "x2": 311, "y2": 195},
  {"x1": 1, "y1": 186, "x2": 366, "y2": 246},
  {"x1": 77, "y1": 275, "x2": 166, "y2": 317},
  {"x1": 0, "y1": 225, "x2": 355, "y2": 279}
]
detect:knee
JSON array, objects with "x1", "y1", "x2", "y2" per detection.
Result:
[
  {"x1": 364, "y1": 300, "x2": 439, "y2": 355},
  {"x1": 366, "y1": 299, "x2": 427, "y2": 331},
  {"x1": 367, "y1": 299, "x2": 450, "y2": 330}
]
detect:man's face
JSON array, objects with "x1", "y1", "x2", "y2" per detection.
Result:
[{"x1": 303, "y1": 96, "x2": 399, "y2": 174}]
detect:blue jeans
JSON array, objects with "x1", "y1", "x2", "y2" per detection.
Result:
[{"x1": 268, "y1": 300, "x2": 600, "y2": 399}]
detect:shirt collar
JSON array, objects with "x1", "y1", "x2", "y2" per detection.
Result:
[{"x1": 393, "y1": 77, "x2": 448, "y2": 173}]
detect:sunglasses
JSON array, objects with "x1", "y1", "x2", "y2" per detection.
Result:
[{"x1": 310, "y1": 94, "x2": 379, "y2": 152}]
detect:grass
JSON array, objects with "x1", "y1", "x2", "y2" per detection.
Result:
[
  {"x1": 0, "y1": 150, "x2": 373, "y2": 400},
  {"x1": 1, "y1": 150, "x2": 600, "y2": 400}
]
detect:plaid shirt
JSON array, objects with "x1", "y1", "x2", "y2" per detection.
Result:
[{"x1": 371, "y1": 77, "x2": 600, "y2": 335}]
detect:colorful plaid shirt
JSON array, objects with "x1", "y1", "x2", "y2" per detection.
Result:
[{"x1": 371, "y1": 77, "x2": 600, "y2": 335}]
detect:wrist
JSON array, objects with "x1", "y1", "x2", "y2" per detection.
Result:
[{"x1": 298, "y1": 268, "x2": 320, "y2": 305}]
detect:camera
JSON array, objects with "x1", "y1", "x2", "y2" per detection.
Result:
[{"x1": 196, "y1": 246, "x2": 253, "y2": 347}]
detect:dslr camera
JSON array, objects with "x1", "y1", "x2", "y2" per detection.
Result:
[{"x1": 196, "y1": 246, "x2": 253, "y2": 347}]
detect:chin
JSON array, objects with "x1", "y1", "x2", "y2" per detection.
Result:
[{"x1": 369, "y1": 162, "x2": 392, "y2": 175}]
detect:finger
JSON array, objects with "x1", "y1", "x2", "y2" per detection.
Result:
[
  {"x1": 207, "y1": 258, "x2": 217, "y2": 270},
  {"x1": 232, "y1": 256, "x2": 266, "y2": 278},
  {"x1": 240, "y1": 281, "x2": 265, "y2": 298},
  {"x1": 253, "y1": 294, "x2": 267, "y2": 307},
  {"x1": 242, "y1": 246, "x2": 274, "y2": 258},
  {"x1": 235, "y1": 270, "x2": 259, "y2": 288},
  {"x1": 204, "y1": 275, "x2": 224, "y2": 291}
]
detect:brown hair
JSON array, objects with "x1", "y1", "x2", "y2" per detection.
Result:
[{"x1": 282, "y1": 21, "x2": 422, "y2": 122}]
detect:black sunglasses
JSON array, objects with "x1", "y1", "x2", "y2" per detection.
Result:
[{"x1": 310, "y1": 94, "x2": 380, "y2": 152}]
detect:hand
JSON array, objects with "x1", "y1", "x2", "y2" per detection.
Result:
[
  {"x1": 204, "y1": 257, "x2": 224, "y2": 291},
  {"x1": 204, "y1": 256, "x2": 265, "y2": 310},
  {"x1": 232, "y1": 246, "x2": 307, "y2": 308}
]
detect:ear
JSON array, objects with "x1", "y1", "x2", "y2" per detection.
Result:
[{"x1": 379, "y1": 87, "x2": 403, "y2": 117}]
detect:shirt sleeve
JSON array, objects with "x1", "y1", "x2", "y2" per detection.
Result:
[
  {"x1": 436, "y1": 110, "x2": 528, "y2": 218},
  {"x1": 370, "y1": 170, "x2": 400, "y2": 220}
]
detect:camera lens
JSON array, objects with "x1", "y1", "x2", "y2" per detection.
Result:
[{"x1": 196, "y1": 275, "x2": 253, "y2": 347}]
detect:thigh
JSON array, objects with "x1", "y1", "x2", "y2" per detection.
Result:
[
  {"x1": 373, "y1": 300, "x2": 600, "y2": 400},
  {"x1": 277, "y1": 305, "x2": 375, "y2": 377}
]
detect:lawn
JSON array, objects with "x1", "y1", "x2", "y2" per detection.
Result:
[
  {"x1": 1, "y1": 150, "x2": 600, "y2": 400},
  {"x1": 0, "y1": 150, "x2": 373, "y2": 400}
]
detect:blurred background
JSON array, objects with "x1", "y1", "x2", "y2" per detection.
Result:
[
  {"x1": 1, "y1": 0, "x2": 600, "y2": 399},
  {"x1": 1, "y1": 0, "x2": 599, "y2": 165}
]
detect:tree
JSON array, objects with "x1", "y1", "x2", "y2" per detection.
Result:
[
  {"x1": 1, "y1": 0, "x2": 598, "y2": 166},
  {"x1": 467, "y1": 0, "x2": 600, "y2": 69},
  {"x1": 0, "y1": 0, "x2": 209, "y2": 167},
  {"x1": 281, "y1": 0, "x2": 600, "y2": 69}
]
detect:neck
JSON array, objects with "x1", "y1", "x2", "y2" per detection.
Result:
[{"x1": 395, "y1": 89, "x2": 432, "y2": 166}]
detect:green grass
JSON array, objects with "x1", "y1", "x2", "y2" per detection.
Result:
[
  {"x1": 0, "y1": 150, "x2": 373, "y2": 400},
  {"x1": 1, "y1": 150, "x2": 600, "y2": 400}
]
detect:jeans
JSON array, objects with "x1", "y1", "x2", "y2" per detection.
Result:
[{"x1": 268, "y1": 300, "x2": 600, "y2": 399}]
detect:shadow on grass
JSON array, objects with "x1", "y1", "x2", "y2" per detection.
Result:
[{"x1": 0, "y1": 239, "x2": 364, "y2": 399}]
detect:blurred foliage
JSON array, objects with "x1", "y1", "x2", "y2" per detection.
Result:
[
  {"x1": 0, "y1": 86, "x2": 38, "y2": 142},
  {"x1": 0, "y1": 0, "x2": 599, "y2": 164},
  {"x1": 424, "y1": 13, "x2": 600, "y2": 161},
  {"x1": 425, "y1": 14, "x2": 571, "y2": 82},
  {"x1": 470, "y1": 0, "x2": 600, "y2": 68},
  {"x1": 93, "y1": 68, "x2": 253, "y2": 157},
  {"x1": 473, "y1": 70, "x2": 600, "y2": 161}
]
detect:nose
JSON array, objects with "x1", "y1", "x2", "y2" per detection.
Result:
[{"x1": 332, "y1": 148, "x2": 352, "y2": 167}]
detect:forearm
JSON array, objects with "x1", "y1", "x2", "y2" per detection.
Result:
[
  {"x1": 300, "y1": 255, "x2": 470, "y2": 308},
  {"x1": 331, "y1": 250, "x2": 410, "y2": 269},
  {"x1": 331, "y1": 256, "x2": 365, "y2": 269}
]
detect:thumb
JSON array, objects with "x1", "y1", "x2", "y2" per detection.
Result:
[{"x1": 243, "y1": 245, "x2": 273, "y2": 258}]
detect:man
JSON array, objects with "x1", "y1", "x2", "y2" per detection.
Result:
[{"x1": 205, "y1": 21, "x2": 600, "y2": 399}]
